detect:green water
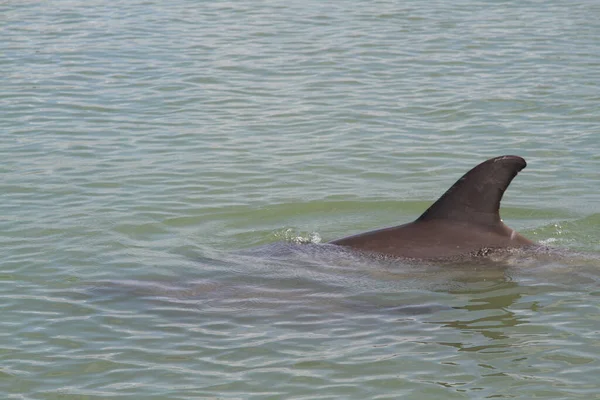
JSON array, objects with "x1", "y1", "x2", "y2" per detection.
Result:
[{"x1": 3, "y1": 0, "x2": 600, "y2": 398}]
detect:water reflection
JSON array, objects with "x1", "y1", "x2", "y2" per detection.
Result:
[{"x1": 433, "y1": 271, "x2": 526, "y2": 349}]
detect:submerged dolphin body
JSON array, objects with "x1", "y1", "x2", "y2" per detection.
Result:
[{"x1": 329, "y1": 155, "x2": 535, "y2": 259}]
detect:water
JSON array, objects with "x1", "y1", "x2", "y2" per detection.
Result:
[{"x1": 2, "y1": 0, "x2": 600, "y2": 398}]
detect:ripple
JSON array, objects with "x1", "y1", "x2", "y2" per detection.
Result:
[{"x1": 3, "y1": 0, "x2": 600, "y2": 398}]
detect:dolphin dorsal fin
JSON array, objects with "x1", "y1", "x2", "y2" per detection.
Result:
[{"x1": 416, "y1": 155, "x2": 526, "y2": 226}]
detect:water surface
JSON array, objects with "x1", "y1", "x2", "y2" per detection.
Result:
[{"x1": 2, "y1": 0, "x2": 600, "y2": 398}]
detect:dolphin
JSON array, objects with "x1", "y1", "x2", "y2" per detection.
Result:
[{"x1": 329, "y1": 155, "x2": 535, "y2": 259}]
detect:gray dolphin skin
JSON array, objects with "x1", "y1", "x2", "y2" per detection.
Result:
[{"x1": 329, "y1": 155, "x2": 535, "y2": 259}]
